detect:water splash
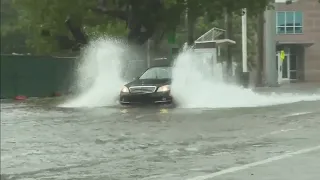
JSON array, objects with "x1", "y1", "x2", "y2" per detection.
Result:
[
  {"x1": 60, "y1": 38, "x2": 127, "y2": 108},
  {"x1": 171, "y1": 50, "x2": 320, "y2": 108}
]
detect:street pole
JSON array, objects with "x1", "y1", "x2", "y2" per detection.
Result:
[
  {"x1": 224, "y1": 8, "x2": 233, "y2": 80},
  {"x1": 147, "y1": 39, "x2": 151, "y2": 68},
  {"x1": 264, "y1": 1, "x2": 278, "y2": 86},
  {"x1": 242, "y1": 8, "x2": 248, "y2": 73},
  {"x1": 241, "y1": 8, "x2": 249, "y2": 87},
  {"x1": 256, "y1": 11, "x2": 264, "y2": 87},
  {"x1": 277, "y1": 51, "x2": 282, "y2": 84},
  {"x1": 185, "y1": 0, "x2": 193, "y2": 46}
]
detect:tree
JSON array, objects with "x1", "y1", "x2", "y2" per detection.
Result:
[
  {"x1": 7, "y1": 0, "x2": 185, "y2": 54},
  {"x1": 1, "y1": 0, "x2": 31, "y2": 54},
  {"x1": 167, "y1": 0, "x2": 272, "y2": 47},
  {"x1": 6, "y1": 0, "x2": 272, "y2": 54},
  {"x1": 9, "y1": 0, "x2": 128, "y2": 54}
]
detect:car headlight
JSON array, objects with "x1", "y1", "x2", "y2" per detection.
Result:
[
  {"x1": 157, "y1": 85, "x2": 170, "y2": 92},
  {"x1": 121, "y1": 86, "x2": 129, "y2": 93}
]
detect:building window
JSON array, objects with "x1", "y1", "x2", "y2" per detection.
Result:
[{"x1": 276, "y1": 11, "x2": 303, "y2": 34}]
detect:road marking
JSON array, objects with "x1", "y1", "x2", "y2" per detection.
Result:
[
  {"x1": 120, "y1": 109, "x2": 128, "y2": 113},
  {"x1": 186, "y1": 145, "x2": 320, "y2": 180},
  {"x1": 160, "y1": 108, "x2": 169, "y2": 113},
  {"x1": 282, "y1": 111, "x2": 312, "y2": 118},
  {"x1": 257, "y1": 127, "x2": 301, "y2": 138}
]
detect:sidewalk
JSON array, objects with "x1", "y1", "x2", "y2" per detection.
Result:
[{"x1": 253, "y1": 82, "x2": 320, "y2": 94}]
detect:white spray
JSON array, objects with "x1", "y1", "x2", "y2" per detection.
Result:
[
  {"x1": 60, "y1": 38, "x2": 127, "y2": 108},
  {"x1": 59, "y1": 36, "x2": 319, "y2": 109},
  {"x1": 171, "y1": 49, "x2": 320, "y2": 108}
]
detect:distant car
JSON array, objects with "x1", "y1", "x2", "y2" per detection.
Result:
[{"x1": 119, "y1": 66, "x2": 173, "y2": 105}]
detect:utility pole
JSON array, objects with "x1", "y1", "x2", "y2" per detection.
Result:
[
  {"x1": 256, "y1": 11, "x2": 264, "y2": 86},
  {"x1": 264, "y1": 0, "x2": 278, "y2": 86},
  {"x1": 184, "y1": 0, "x2": 189, "y2": 46},
  {"x1": 147, "y1": 39, "x2": 151, "y2": 68},
  {"x1": 224, "y1": 7, "x2": 233, "y2": 80},
  {"x1": 186, "y1": 0, "x2": 194, "y2": 46},
  {"x1": 241, "y1": 8, "x2": 249, "y2": 87}
]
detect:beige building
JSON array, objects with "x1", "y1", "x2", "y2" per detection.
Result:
[{"x1": 273, "y1": 0, "x2": 320, "y2": 82}]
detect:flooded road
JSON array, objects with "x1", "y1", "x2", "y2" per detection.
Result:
[{"x1": 1, "y1": 99, "x2": 320, "y2": 180}]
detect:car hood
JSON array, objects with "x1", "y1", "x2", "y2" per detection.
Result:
[{"x1": 125, "y1": 79, "x2": 171, "y2": 87}]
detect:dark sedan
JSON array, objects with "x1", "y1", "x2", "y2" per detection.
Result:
[{"x1": 119, "y1": 66, "x2": 173, "y2": 105}]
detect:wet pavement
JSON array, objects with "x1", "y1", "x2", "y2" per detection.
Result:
[{"x1": 1, "y1": 98, "x2": 320, "y2": 180}]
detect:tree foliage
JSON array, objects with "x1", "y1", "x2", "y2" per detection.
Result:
[
  {"x1": 166, "y1": 0, "x2": 273, "y2": 20},
  {"x1": 3, "y1": 0, "x2": 272, "y2": 54},
  {"x1": 5, "y1": 0, "x2": 128, "y2": 54},
  {"x1": 1, "y1": 0, "x2": 30, "y2": 53}
]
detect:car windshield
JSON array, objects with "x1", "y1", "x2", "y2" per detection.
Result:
[{"x1": 139, "y1": 67, "x2": 172, "y2": 80}]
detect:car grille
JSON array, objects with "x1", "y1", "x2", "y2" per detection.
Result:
[{"x1": 129, "y1": 86, "x2": 157, "y2": 94}]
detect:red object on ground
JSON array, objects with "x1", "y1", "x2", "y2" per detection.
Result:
[{"x1": 15, "y1": 95, "x2": 27, "y2": 100}]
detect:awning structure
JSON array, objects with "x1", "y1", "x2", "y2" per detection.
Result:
[
  {"x1": 275, "y1": 0, "x2": 299, "y2": 3},
  {"x1": 276, "y1": 41, "x2": 314, "y2": 47},
  {"x1": 193, "y1": 27, "x2": 236, "y2": 50}
]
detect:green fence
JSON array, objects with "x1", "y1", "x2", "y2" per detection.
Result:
[{"x1": 0, "y1": 55, "x2": 77, "y2": 99}]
